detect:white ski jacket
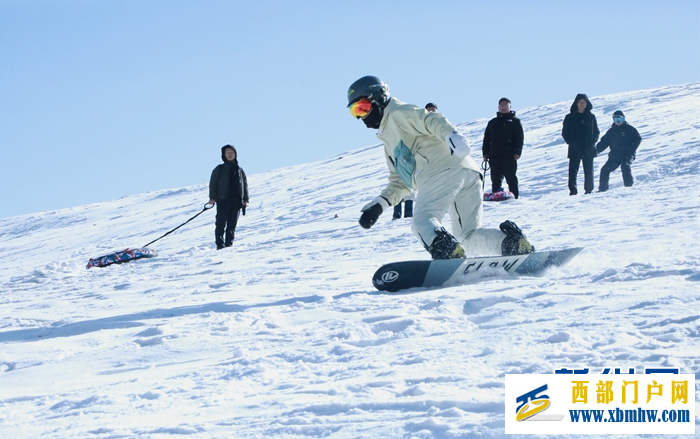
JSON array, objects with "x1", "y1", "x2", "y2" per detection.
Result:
[{"x1": 376, "y1": 98, "x2": 481, "y2": 206}]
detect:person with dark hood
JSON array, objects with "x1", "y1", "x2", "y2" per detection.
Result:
[
  {"x1": 482, "y1": 97, "x2": 524, "y2": 198},
  {"x1": 208, "y1": 145, "x2": 249, "y2": 249},
  {"x1": 595, "y1": 110, "x2": 642, "y2": 192},
  {"x1": 347, "y1": 75, "x2": 535, "y2": 260},
  {"x1": 562, "y1": 94, "x2": 600, "y2": 195}
]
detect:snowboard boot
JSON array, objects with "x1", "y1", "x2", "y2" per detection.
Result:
[
  {"x1": 428, "y1": 227, "x2": 466, "y2": 260},
  {"x1": 500, "y1": 220, "x2": 535, "y2": 256}
]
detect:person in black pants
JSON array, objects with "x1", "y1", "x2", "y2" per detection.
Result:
[
  {"x1": 562, "y1": 94, "x2": 600, "y2": 195},
  {"x1": 596, "y1": 110, "x2": 642, "y2": 192},
  {"x1": 392, "y1": 192, "x2": 414, "y2": 219},
  {"x1": 208, "y1": 145, "x2": 249, "y2": 249},
  {"x1": 482, "y1": 97, "x2": 524, "y2": 198}
]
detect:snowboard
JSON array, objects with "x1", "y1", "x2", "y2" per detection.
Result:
[{"x1": 372, "y1": 247, "x2": 583, "y2": 292}]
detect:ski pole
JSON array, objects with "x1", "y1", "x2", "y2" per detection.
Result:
[{"x1": 143, "y1": 203, "x2": 214, "y2": 247}]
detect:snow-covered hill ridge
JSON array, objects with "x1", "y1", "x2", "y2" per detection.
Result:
[
  {"x1": 0, "y1": 83, "x2": 699, "y2": 438},
  {"x1": 1, "y1": 83, "x2": 698, "y2": 272}
]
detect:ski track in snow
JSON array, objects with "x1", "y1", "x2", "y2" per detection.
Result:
[{"x1": 0, "y1": 83, "x2": 699, "y2": 438}]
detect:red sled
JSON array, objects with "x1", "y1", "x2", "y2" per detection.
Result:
[
  {"x1": 86, "y1": 247, "x2": 157, "y2": 269},
  {"x1": 483, "y1": 190, "x2": 514, "y2": 202}
]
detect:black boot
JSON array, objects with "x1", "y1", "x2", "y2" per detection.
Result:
[
  {"x1": 500, "y1": 221, "x2": 535, "y2": 255},
  {"x1": 224, "y1": 231, "x2": 234, "y2": 247},
  {"x1": 428, "y1": 228, "x2": 465, "y2": 260}
]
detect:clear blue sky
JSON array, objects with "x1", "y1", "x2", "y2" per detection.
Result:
[{"x1": 1, "y1": 0, "x2": 698, "y2": 219}]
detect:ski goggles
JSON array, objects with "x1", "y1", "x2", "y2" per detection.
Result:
[
  {"x1": 613, "y1": 116, "x2": 625, "y2": 123},
  {"x1": 348, "y1": 98, "x2": 373, "y2": 119}
]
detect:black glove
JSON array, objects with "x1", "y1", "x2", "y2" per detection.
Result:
[
  {"x1": 359, "y1": 204, "x2": 383, "y2": 229},
  {"x1": 359, "y1": 196, "x2": 390, "y2": 229}
]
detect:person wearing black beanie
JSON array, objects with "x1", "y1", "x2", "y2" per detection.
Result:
[{"x1": 595, "y1": 111, "x2": 642, "y2": 192}]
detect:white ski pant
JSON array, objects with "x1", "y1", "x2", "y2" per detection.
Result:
[{"x1": 411, "y1": 167, "x2": 505, "y2": 256}]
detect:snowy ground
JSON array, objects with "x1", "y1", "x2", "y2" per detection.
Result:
[{"x1": 1, "y1": 83, "x2": 699, "y2": 438}]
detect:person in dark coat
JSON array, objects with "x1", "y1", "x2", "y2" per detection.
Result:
[
  {"x1": 208, "y1": 145, "x2": 249, "y2": 249},
  {"x1": 596, "y1": 110, "x2": 642, "y2": 192},
  {"x1": 482, "y1": 97, "x2": 524, "y2": 198},
  {"x1": 562, "y1": 94, "x2": 600, "y2": 195}
]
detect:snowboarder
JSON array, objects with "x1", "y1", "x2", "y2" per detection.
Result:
[
  {"x1": 562, "y1": 94, "x2": 600, "y2": 195},
  {"x1": 482, "y1": 97, "x2": 524, "y2": 199},
  {"x1": 208, "y1": 145, "x2": 249, "y2": 250},
  {"x1": 347, "y1": 75, "x2": 534, "y2": 259},
  {"x1": 595, "y1": 110, "x2": 642, "y2": 192}
]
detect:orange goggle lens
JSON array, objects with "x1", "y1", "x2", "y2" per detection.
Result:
[{"x1": 349, "y1": 98, "x2": 373, "y2": 119}]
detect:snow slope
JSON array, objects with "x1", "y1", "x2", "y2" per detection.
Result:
[{"x1": 1, "y1": 83, "x2": 699, "y2": 438}]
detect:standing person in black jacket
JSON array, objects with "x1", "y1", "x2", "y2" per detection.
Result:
[
  {"x1": 596, "y1": 110, "x2": 642, "y2": 192},
  {"x1": 208, "y1": 145, "x2": 249, "y2": 250},
  {"x1": 482, "y1": 97, "x2": 524, "y2": 198},
  {"x1": 562, "y1": 94, "x2": 600, "y2": 195}
]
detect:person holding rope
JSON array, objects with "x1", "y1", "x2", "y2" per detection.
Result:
[
  {"x1": 208, "y1": 145, "x2": 249, "y2": 250},
  {"x1": 482, "y1": 97, "x2": 524, "y2": 199}
]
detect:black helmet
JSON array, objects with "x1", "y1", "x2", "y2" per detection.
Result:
[{"x1": 347, "y1": 76, "x2": 390, "y2": 108}]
